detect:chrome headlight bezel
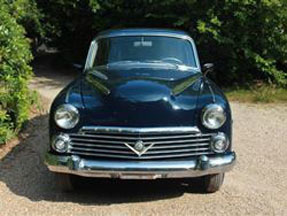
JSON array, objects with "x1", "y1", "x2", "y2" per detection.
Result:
[
  {"x1": 54, "y1": 104, "x2": 79, "y2": 129},
  {"x1": 201, "y1": 104, "x2": 226, "y2": 129},
  {"x1": 210, "y1": 133, "x2": 229, "y2": 153},
  {"x1": 51, "y1": 133, "x2": 70, "y2": 153}
]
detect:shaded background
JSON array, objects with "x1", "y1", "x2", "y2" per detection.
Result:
[{"x1": 32, "y1": 0, "x2": 287, "y2": 87}]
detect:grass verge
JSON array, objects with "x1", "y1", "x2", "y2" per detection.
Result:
[{"x1": 224, "y1": 85, "x2": 287, "y2": 103}]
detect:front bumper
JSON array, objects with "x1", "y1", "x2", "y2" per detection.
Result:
[{"x1": 45, "y1": 152, "x2": 236, "y2": 179}]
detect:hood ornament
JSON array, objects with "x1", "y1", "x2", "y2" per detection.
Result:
[{"x1": 124, "y1": 140, "x2": 154, "y2": 157}]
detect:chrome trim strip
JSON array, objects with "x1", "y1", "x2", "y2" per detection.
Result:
[
  {"x1": 68, "y1": 151, "x2": 214, "y2": 160},
  {"x1": 85, "y1": 40, "x2": 97, "y2": 70},
  {"x1": 207, "y1": 82, "x2": 216, "y2": 103},
  {"x1": 45, "y1": 152, "x2": 236, "y2": 179},
  {"x1": 79, "y1": 126, "x2": 200, "y2": 134},
  {"x1": 95, "y1": 32, "x2": 192, "y2": 40}
]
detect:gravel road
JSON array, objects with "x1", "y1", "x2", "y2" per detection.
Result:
[{"x1": 0, "y1": 59, "x2": 286, "y2": 216}]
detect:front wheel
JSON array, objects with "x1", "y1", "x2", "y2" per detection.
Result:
[{"x1": 201, "y1": 173, "x2": 225, "y2": 193}]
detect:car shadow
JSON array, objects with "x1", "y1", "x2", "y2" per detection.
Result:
[{"x1": 0, "y1": 114, "x2": 204, "y2": 206}]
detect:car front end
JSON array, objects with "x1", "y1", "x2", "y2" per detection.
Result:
[{"x1": 45, "y1": 28, "x2": 236, "y2": 192}]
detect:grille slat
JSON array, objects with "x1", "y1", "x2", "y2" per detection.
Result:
[
  {"x1": 153, "y1": 138, "x2": 209, "y2": 145},
  {"x1": 71, "y1": 138, "x2": 124, "y2": 145},
  {"x1": 70, "y1": 147, "x2": 134, "y2": 155},
  {"x1": 151, "y1": 143, "x2": 210, "y2": 149},
  {"x1": 70, "y1": 143, "x2": 128, "y2": 149},
  {"x1": 143, "y1": 147, "x2": 210, "y2": 155},
  {"x1": 68, "y1": 126, "x2": 215, "y2": 160}
]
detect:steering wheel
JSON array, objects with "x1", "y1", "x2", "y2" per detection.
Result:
[{"x1": 161, "y1": 57, "x2": 183, "y2": 64}]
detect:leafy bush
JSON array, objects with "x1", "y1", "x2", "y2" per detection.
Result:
[
  {"x1": 0, "y1": 1, "x2": 33, "y2": 144},
  {"x1": 193, "y1": 0, "x2": 287, "y2": 86},
  {"x1": 36, "y1": 0, "x2": 287, "y2": 87},
  {"x1": 9, "y1": 0, "x2": 44, "y2": 39}
]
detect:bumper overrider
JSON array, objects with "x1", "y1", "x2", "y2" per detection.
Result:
[{"x1": 45, "y1": 152, "x2": 236, "y2": 179}]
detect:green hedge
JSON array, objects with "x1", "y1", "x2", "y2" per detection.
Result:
[{"x1": 0, "y1": 1, "x2": 33, "y2": 144}]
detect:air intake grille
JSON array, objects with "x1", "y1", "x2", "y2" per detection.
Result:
[{"x1": 67, "y1": 126, "x2": 215, "y2": 160}]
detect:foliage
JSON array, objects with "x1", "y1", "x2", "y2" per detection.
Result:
[
  {"x1": 35, "y1": 0, "x2": 287, "y2": 87},
  {"x1": 8, "y1": 0, "x2": 45, "y2": 40},
  {"x1": 35, "y1": 0, "x2": 98, "y2": 60},
  {"x1": 0, "y1": 1, "x2": 33, "y2": 144},
  {"x1": 194, "y1": 0, "x2": 287, "y2": 86}
]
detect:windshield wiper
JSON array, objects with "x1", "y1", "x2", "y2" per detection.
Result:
[
  {"x1": 142, "y1": 60, "x2": 191, "y2": 71},
  {"x1": 142, "y1": 60, "x2": 164, "y2": 63}
]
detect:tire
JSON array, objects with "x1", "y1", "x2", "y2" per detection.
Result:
[
  {"x1": 55, "y1": 173, "x2": 74, "y2": 192},
  {"x1": 202, "y1": 173, "x2": 225, "y2": 193}
]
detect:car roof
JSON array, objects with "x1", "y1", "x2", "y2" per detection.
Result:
[{"x1": 95, "y1": 28, "x2": 192, "y2": 40}]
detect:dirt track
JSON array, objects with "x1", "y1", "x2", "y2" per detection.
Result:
[{"x1": 0, "y1": 59, "x2": 286, "y2": 216}]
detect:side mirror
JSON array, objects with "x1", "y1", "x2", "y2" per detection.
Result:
[
  {"x1": 72, "y1": 63, "x2": 84, "y2": 71},
  {"x1": 202, "y1": 63, "x2": 214, "y2": 76}
]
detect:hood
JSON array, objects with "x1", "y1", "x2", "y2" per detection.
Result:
[{"x1": 79, "y1": 66, "x2": 203, "y2": 127}]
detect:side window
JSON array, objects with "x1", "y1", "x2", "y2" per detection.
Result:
[
  {"x1": 185, "y1": 42, "x2": 196, "y2": 67},
  {"x1": 94, "y1": 39, "x2": 109, "y2": 66}
]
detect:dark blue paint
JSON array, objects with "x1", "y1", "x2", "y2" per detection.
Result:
[{"x1": 49, "y1": 29, "x2": 233, "y2": 154}]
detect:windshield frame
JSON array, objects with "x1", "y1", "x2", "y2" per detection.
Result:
[{"x1": 84, "y1": 33, "x2": 201, "y2": 72}]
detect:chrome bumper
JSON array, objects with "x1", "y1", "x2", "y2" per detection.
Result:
[{"x1": 45, "y1": 152, "x2": 236, "y2": 179}]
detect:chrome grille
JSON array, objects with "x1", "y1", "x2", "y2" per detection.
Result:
[{"x1": 68, "y1": 126, "x2": 215, "y2": 160}]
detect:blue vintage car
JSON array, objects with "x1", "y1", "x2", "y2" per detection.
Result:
[{"x1": 45, "y1": 28, "x2": 236, "y2": 193}]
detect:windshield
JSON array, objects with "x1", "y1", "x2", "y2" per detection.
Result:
[{"x1": 92, "y1": 36, "x2": 197, "y2": 68}]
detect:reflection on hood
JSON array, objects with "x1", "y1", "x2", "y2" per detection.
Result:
[{"x1": 85, "y1": 66, "x2": 202, "y2": 96}]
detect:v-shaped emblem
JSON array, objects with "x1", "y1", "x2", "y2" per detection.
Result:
[{"x1": 124, "y1": 140, "x2": 154, "y2": 157}]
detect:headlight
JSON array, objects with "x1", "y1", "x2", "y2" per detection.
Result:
[
  {"x1": 54, "y1": 104, "x2": 79, "y2": 129},
  {"x1": 202, "y1": 104, "x2": 226, "y2": 129}
]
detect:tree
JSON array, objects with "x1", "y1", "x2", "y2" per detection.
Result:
[{"x1": 35, "y1": 0, "x2": 287, "y2": 86}]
